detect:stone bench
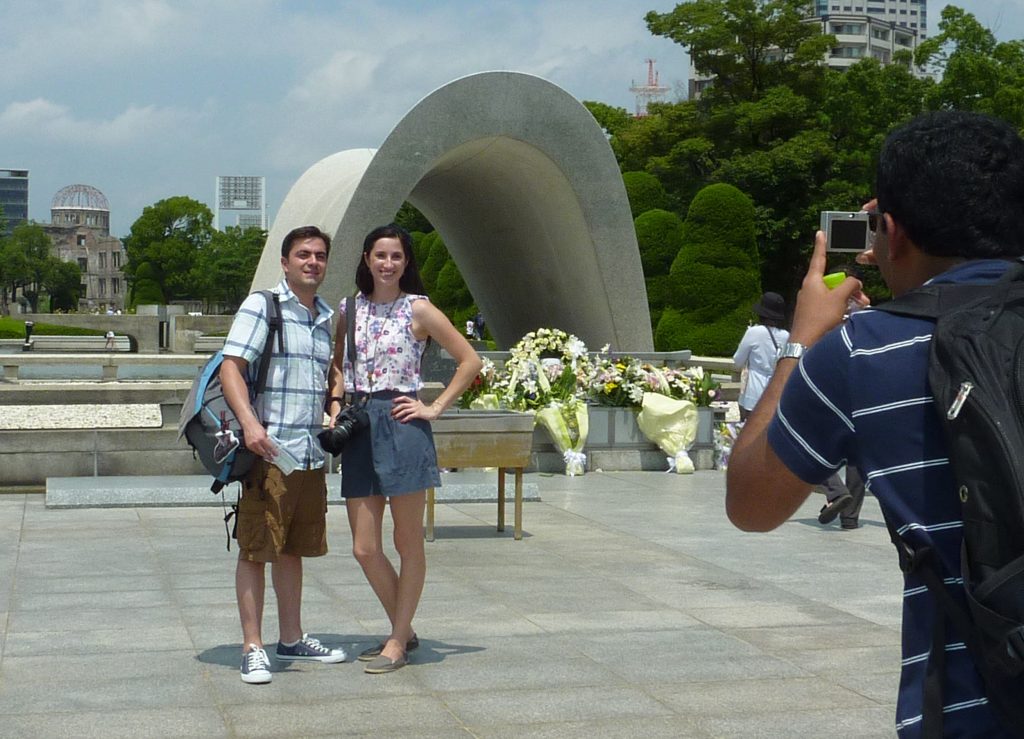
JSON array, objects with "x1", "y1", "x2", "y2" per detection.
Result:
[
  {"x1": 27, "y1": 335, "x2": 131, "y2": 352},
  {"x1": 193, "y1": 335, "x2": 225, "y2": 353}
]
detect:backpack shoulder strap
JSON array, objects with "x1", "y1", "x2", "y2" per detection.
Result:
[
  {"x1": 874, "y1": 259, "x2": 1024, "y2": 321},
  {"x1": 252, "y1": 290, "x2": 283, "y2": 400}
]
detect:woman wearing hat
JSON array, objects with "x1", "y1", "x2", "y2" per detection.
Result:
[{"x1": 732, "y1": 292, "x2": 789, "y2": 421}]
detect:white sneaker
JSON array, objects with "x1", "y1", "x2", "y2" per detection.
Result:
[{"x1": 240, "y1": 644, "x2": 272, "y2": 684}]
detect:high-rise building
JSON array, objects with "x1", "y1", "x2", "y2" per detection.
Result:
[
  {"x1": 811, "y1": 1, "x2": 927, "y2": 39},
  {"x1": 215, "y1": 176, "x2": 266, "y2": 230},
  {"x1": 809, "y1": 0, "x2": 926, "y2": 70},
  {"x1": 0, "y1": 168, "x2": 29, "y2": 234}
]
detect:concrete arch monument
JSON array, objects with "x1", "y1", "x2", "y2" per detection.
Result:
[{"x1": 252, "y1": 71, "x2": 653, "y2": 350}]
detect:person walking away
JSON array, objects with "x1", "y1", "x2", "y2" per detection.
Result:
[
  {"x1": 221, "y1": 225, "x2": 346, "y2": 684},
  {"x1": 732, "y1": 292, "x2": 789, "y2": 422},
  {"x1": 327, "y1": 223, "x2": 482, "y2": 674}
]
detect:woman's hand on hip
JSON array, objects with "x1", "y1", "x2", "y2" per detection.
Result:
[{"x1": 391, "y1": 395, "x2": 440, "y2": 423}]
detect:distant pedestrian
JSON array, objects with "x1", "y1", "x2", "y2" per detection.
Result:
[
  {"x1": 104, "y1": 330, "x2": 115, "y2": 351},
  {"x1": 732, "y1": 292, "x2": 789, "y2": 421}
]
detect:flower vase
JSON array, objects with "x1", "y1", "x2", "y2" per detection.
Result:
[{"x1": 535, "y1": 400, "x2": 589, "y2": 476}]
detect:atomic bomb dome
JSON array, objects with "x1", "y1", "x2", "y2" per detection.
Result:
[
  {"x1": 52, "y1": 184, "x2": 110, "y2": 211},
  {"x1": 51, "y1": 184, "x2": 111, "y2": 234}
]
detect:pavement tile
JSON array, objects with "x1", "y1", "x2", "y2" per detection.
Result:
[
  {"x1": 0, "y1": 471, "x2": 912, "y2": 737},
  {"x1": 0, "y1": 708, "x2": 230, "y2": 738},
  {"x1": 222, "y1": 694, "x2": 464, "y2": 737}
]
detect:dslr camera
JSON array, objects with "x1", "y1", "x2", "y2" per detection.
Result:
[
  {"x1": 820, "y1": 211, "x2": 871, "y2": 252},
  {"x1": 318, "y1": 403, "x2": 370, "y2": 455}
]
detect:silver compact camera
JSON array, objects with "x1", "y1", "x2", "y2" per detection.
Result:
[{"x1": 820, "y1": 211, "x2": 870, "y2": 253}]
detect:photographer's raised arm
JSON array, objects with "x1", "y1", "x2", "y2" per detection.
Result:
[
  {"x1": 220, "y1": 356, "x2": 276, "y2": 459},
  {"x1": 725, "y1": 231, "x2": 863, "y2": 531}
]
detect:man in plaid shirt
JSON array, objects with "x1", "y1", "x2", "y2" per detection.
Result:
[{"x1": 221, "y1": 225, "x2": 346, "y2": 684}]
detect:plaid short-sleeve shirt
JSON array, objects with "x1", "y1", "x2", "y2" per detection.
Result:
[{"x1": 222, "y1": 280, "x2": 334, "y2": 470}]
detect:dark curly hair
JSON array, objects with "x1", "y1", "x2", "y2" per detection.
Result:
[{"x1": 876, "y1": 111, "x2": 1024, "y2": 259}]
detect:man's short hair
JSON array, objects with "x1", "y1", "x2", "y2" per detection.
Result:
[
  {"x1": 281, "y1": 226, "x2": 331, "y2": 258},
  {"x1": 877, "y1": 111, "x2": 1024, "y2": 259}
]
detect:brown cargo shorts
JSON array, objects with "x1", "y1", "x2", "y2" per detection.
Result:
[{"x1": 236, "y1": 459, "x2": 328, "y2": 563}]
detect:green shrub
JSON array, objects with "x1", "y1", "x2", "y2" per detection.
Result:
[
  {"x1": 622, "y1": 171, "x2": 668, "y2": 218},
  {"x1": 634, "y1": 209, "x2": 684, "y2": 277},
  {"x1": 659, "y1": 183, "x2": 761, "y2": 354},
  {"x1": 419, "y1": 232, "x2": 448, "y2": 294}
]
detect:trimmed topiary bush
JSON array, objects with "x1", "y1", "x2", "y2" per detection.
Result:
[
  {"x1": 622, "y1": 171, "x2": 669, "y2": 218},
  {"x1": 656, "y1": 183, "x2": 761, "y2": 355},
  {"x1": 634, "y1": 208, "x2": 684, "y2": 277},
  {"x1": 419, "y1": 232, "x2": 448, "y2": 294}
]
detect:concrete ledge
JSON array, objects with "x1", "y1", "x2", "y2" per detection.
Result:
[
  {"x1": 45, "y1": 471, "x2": 541, "y2": 508},
  {"x1": 28, "y1": 335, "x2": 131, "y2": 352},
  {"x1": 2, "y1": 354, "x2": 207, "y2": 382}
]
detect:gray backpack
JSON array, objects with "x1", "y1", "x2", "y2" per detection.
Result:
[{"x1": 177, "y1": 291, "x2": 283, "y2": 494}]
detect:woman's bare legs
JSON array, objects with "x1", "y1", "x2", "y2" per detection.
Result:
[
  {"x1": 380, "y1": 491, "x2": 426, "y2": 660},
  {"x1": 347, "y1": 492, "x2": 426, "y2": 660}
]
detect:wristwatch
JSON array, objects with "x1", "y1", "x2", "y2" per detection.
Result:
[{"x1": 777, "y1": 342, "x2": 807, "y2": 361}]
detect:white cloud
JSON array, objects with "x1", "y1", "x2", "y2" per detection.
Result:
[{"x1": 0, "y1": 98, "x2": 201, "y2": 148}]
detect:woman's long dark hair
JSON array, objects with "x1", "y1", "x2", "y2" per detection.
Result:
[{"x1": 355, "y1": 224, "x2": 427, "y2": 296}]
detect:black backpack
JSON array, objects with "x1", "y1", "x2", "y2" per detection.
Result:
[
  {"x1": 177, "y1": 290, "x2": 284, "y2": 494},
  {"x1": 875, "y1": 258, "x2": 1024, "y2": 737}
]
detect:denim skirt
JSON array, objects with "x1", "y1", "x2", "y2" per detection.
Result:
[{"x1": 340, "y1": 391, "x2": 441, "y2": 498}]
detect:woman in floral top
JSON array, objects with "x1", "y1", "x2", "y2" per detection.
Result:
[{"x1": 327, "y1": 224, "x2": 481, "y2": 674}]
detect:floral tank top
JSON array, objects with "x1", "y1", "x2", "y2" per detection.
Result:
[{"x1": 339, "y1": 293, "x2": 429, "y2": 393}]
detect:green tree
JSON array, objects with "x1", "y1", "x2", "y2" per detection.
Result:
[
  {"x1": 5, "y1": 223, "x2": 53, "y2": 312},
  {"x1": 43, "y1": 259, "x2": 82, "y2": 312},
  {"x1": 123, "y1": 196, "x2": 214, "y2": 302},
  {"x1": 129, "y1": 261, "x2": 166, "y2": 308},
  {"x1": 622, "y1": 172, "x2": 669, "y2": 217},
  {"x1": 192, "y1": 226, "x2": 266, "y2": 312},
  {"x1": 645, "y1": 0, "x2": 833, "y2": 104},
  {"x1": 582, "y1": 101, "x2": 633, "y2": 137},
  {"x1": 916, "y1": 6, "x2": 1024, "y2": 128},
  {"x1": 656, "y1": 184, "x2": 761, "y2": 354}
]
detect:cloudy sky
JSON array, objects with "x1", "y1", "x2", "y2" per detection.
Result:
[{"x1": 3, "y1": 0, "x2": 1022, "y2": 237}]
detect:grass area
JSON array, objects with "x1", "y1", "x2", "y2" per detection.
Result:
[{"x1": 0, "y1": 316, "x2": 106, "y2": 339}]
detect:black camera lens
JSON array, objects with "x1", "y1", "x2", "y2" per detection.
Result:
[{"x1": 317, "y1": 405, "x2": 369, "y2": 455}]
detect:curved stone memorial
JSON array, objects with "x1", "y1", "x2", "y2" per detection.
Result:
[{"x1": 251, "y1": 71, "x2": 652, "y2": 351}]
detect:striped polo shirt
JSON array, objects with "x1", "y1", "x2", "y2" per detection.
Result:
[
  {"x1": 768, "y1": 260, "x2": 1017, "y2": 737},
  {"x1": 223, "y1": 280, "x2": 334, "y2": 470}
]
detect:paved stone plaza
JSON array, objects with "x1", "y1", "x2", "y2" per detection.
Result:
[{"x1": 0, "y1": 471, "x2": 903, "y2": 738}]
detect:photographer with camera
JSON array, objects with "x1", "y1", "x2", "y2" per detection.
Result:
[
  {"x1": 326, "y1": 224, "x2": 481, "y2": 674},
  {"x1": 726, "y1": 112, "x2": 1024, "y2": 736},
  {"x1": 220, "y1": 225, "x2": 347, "y2": 685}
]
